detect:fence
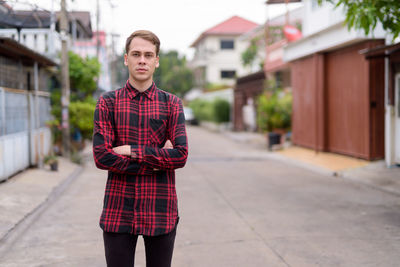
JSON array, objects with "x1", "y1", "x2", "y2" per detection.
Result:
[{"x1": 0, "y1": 87, "x2": 51, "y2": 181}]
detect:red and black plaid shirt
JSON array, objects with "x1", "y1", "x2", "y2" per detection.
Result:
[{"x1": 93, "y1": 81, "x2": 188, "y2": 236}]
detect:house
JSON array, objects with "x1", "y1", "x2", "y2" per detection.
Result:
[
  {"x1": 190, "y1": 16, "x2": 259, "y2": 88},
  {"x1": 233, "y1": 5, "x2": 303, "y2": 131},
  {"x1": 284, "y1": 0, "x2": 387, "y2": 161},
  {"x1": 0, "y1": 37, "x2": 57, "y2": 181}
]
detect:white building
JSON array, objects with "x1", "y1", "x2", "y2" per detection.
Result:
[
  {"x1": 190, "y1": 16, "x2": 259, "y2": 88},
  {"x1": 0, "y1": 10, "x2": 93, "y2": 61}
]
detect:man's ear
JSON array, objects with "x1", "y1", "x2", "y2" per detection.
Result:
[
  {"x1": 155, "y1": 56, "x2": 160, "y2": 68},
  {"x1": 124, "y1": 54, "x2": 128, "y2": 66}
]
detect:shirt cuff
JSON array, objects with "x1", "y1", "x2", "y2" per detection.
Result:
[{"x1": 130, "y1": 145, "x2": 144, "y2": 163}]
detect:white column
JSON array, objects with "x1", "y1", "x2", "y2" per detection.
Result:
[
  {"x1": 384, "y1": 56, "x2": 395, "y2": 166},
  {"x1": 0, "y1": 87, "x2": 5, "y2": 136}
]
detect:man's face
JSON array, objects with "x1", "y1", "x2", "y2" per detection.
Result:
[{"x1": 124, "y1": 37, "x2": 159, "y2": 84}]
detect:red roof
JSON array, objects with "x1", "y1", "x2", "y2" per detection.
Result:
[{"x1": 191, "y1": 16, "x2": 259, "y2": 47}]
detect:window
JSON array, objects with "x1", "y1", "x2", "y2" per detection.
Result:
[
  {"x1": 220, "y1": 70, "x2": 236, "y2": 79},
  {"x1": 220, "y1": 40, "x2": 234, "y2": 50},
  {"x1": 33, "y1": 34, "x2": 37, "y2": 48},
  {"x1": 44, "y1": 34, "x2": 48, "y2": 52}
]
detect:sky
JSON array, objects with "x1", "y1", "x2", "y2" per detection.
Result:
[{"x1": 19, "y1": 0, "x2": 302, "y2": 59}]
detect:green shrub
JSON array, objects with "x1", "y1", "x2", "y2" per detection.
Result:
[
  {"x1": 257, "y1": 90, "x2": 292, "y2": 132},
  {"x1": 212, "y1": 99, "x2": 230, "y2": 123},
  {"x1": 189, "y1": 98, "x2": 213, "y2": 122},
  {"x1": 69, "y1": 98, "x2": 96, "y2": 140},
  {"x1": 189, "y1": 98, "x2": 231, "y2": 124}
]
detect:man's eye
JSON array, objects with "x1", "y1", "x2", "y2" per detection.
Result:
[
  {"x1": 145, "y1": 54, "x2": 153, "y2": 58},
  {"x1": 132, "y1": 53, "x2": 140, "y2": 57}
]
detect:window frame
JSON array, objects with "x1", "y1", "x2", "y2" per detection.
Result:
[{"x1": 220, "y1": 39, "x2": 235, "y2": 50}]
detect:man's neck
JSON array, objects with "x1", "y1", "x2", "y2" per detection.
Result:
[{"x1": 129, "y1": 78, "x2": 153, "y2": 92}]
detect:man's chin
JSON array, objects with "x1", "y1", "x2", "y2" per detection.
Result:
[{"x1": 132, "y1": 75, "x2": 152, "y2": 83}]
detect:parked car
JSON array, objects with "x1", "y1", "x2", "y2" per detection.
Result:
[{"x1": 183, "y1": 106, "x2": 198, "y2": 125}]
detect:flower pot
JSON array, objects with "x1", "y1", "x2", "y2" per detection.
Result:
[
  {"x1": 50, "y1": 161, "x2": 58, "y2": 171},
  {"x1": 268, "y1": 132, "x2": 281, "y2": 149}
]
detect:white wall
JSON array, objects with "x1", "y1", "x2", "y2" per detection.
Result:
[
  {"x1": 284, "y1": 0, "x2": 387, "y2": 62},
  {"x1": 303, "y1": 0, "x2": 345, "y2": 37}
]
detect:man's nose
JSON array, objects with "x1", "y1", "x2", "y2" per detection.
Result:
[{"x1": 139, "y1": 55, "x2": 146, "y2": 63}]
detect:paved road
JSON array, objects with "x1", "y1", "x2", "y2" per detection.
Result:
[{"x1": 1, "y1": 126, "x2": 400, "y2": 266}]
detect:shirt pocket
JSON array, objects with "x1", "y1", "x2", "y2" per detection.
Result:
[{"x1": 149, "y1": 118, "x2": 167, "y2": 146}]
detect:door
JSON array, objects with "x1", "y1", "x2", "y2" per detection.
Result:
[{"x1": 395, "y1": 73, "x2": 400, "y2": 163}]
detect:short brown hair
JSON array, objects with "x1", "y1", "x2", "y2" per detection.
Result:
[{"x1": 125, "y1": 30, "x2": 161, "y2": 56}]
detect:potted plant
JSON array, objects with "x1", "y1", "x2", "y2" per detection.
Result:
[
  {"x1": 44, "y1": 154, "x2": 59, "y2": 171},
  {"x1": 257, "y1": 89, "x2": 292, "y2": 149}
]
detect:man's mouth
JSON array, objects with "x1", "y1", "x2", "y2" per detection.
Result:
[{"x1": 137, "y1": 68, "x2": 147, "y2": 72}]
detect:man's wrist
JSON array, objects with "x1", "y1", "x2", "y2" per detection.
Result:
[{"x1": 130, "y1": 145, "x2": 142, "y2": 162}]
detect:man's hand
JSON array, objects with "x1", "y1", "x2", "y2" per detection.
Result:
[
  {"x1": 163, "y1": 140, "x2": 173, "y2": 149},
  {"x1": 153, "y1": 140, "x2": 173, "y2": 171},
  {"x1": 112, "y1": 145, "x2": 132, "y2": 156},
  {"x1": 112, "y1": 141, "x2": 172, "y2": 158}
]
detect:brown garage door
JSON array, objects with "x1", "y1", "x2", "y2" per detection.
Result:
[{"x1": 325, "y1": 44, "x2": 370, "y2": 158}]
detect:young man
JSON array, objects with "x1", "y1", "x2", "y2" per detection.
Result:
[{"x1": 93, "y1": 30, "x2": 188, "y2": 267}]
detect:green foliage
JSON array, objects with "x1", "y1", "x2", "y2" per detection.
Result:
[
  {"x1": 241, "y1": 37, "x2": 259, "y2": 67},
  {"x1": 204, "y1": 83, "x2": 231, "y2": 92},
  {"x1": 189, "y1": 99, "x2": 214, "y2": 122},
  {"x1": 69, "y1": 98, "x2": 96, "y2": 140},
  {"x1": 213, "y1": 99, "x2": 230, "y2": 123},
  {"x1": 318, "y1": 0, "x2": 400, "y2": 40},
  {"x1": 114, "y1": 52, "x2": 129, "y2": 87},
  {"x1": 68, "y1": 51, "x2": 101, "y2": 99},
  {"x1": 44, "y1": 154, "x2": 58, "y2": 164},
  {"x1": 49, "y1": 52, "x2": 100, "y2": 145},
  {"x1": 189, "y1": 98, "x2": 230, "y2": 124},
  {"x1": 257, "y1": 90, "x2": 292, "y2": 132},
  {"x1": 154, "y1": 50, "x2": 194, "y2": 98}
]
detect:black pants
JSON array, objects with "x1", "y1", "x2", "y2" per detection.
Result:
[{"x1": 103, "y1": 227, "x2": 177, "y2": 267}]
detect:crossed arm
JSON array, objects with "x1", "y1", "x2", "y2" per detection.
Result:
[
  {"x1": 93, "y1": 95, "x2": 188, "y2": 174},
  {"x1": 113, "y1": 140, "x2": 173, "y2": 157}
]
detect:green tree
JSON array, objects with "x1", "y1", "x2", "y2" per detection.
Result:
[
  {"x1": 50, "y1": 52, "x2": 100, "y2": 146},
  {"x1": 318, "y1": 0, "x2": 400, "y2": 40},
  {"x1": 241, "y1": 37, "x2": 259, "y2": 68},
  {"x1": 68, "y1": 51, "x2": 101, "y2": 100},
  {"x1": 114, "y1": 52, "x2": 129, "y2": 87},
  {"x1": 154, "y1": 50, "x2": 194, "y2": 98}
]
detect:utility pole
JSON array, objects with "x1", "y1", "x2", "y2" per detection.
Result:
[
  {"x1": 60, "y1": 0, "x2": 70, "y2": 157},
  {"x1": 96, "y1": 0, "x2": 100, "y2": 58}
]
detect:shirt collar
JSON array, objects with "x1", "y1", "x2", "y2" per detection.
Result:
[{"x1": 125, "y1": 80, "x2": 156, "y2": 101}]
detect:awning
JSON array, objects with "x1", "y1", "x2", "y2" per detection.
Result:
[{"x1": 0, "y1": 37, "x2": 57, "y2": 66}]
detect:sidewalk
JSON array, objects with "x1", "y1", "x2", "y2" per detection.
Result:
[
  {"x1": 223, "y1": 129, "x2": 400, "y2": 196},
  {"x1": 0, "y1": 157, "x2": 82, "y2": 249}
]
